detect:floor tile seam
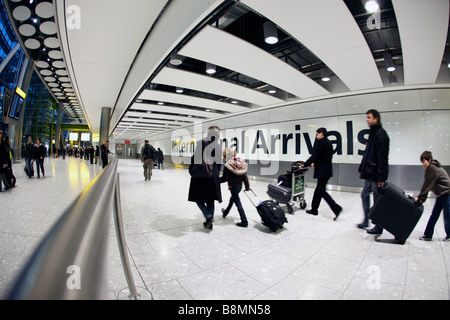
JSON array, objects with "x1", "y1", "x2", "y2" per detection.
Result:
[
  {"x1": 437, "y1": 241, "x2": 450, "y2": 295},
  {"x1": 255, "y1": 229, "x2": 345, "y2": 298},
  {"x1": 122, "y1": 240, "x2": 155, "y2": 300},
  {"x1": 177, "y1": 235, "x2": 249, "y2": 272},
  {"x1": 300, "y1": 222, "x2": 375, "y2": 300},
  {"x1": 172, "y1": 261, "x2": 270, "y2": 300},
  {"x1": 339, "y1": 237, "x2": 387, "y2": 300}
]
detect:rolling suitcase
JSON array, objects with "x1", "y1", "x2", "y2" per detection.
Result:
[
  {"x1": 267, "y1": 182, "x2": 292, "y2": 203},
  {"x1": 369, "y1": 182, "x2": 424, "y2": 243},
  {"x1": 245, "y1": 189, "x2": 287, "y2": 232}
]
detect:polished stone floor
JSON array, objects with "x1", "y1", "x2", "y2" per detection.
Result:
[{"x1": 0, "y1": 157, "x2": 449, "y2": 300}]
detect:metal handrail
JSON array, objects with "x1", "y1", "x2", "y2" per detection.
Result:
[{"x1": 6, "y1": 155, "x2": 140, "y2": 300}]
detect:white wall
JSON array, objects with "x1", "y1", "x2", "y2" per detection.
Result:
[{"x1": 122, "y1": 87, "x2": 450, "y2": 190}]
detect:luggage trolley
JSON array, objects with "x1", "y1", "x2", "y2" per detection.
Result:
[{"x1": 266, "y1": 162, "x2": 308, "y2": 214}]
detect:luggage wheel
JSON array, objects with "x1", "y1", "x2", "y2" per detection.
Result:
[
  {"x1": 300, "y1": 200, "x2": 307, "y2": 209},
  {"x1": 286, "y1": 203, "x2": 294, "y2": 214}
]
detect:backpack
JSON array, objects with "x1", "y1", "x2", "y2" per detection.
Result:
[
  {"x1": 257, "y1": 200, "x2": 287, "y2": 232},
  {"x1": 144, "y1": 144, "x2": 157, "y2": 160}
]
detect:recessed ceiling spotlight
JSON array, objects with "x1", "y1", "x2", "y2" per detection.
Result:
[
  {"x1": 263, "y1": 21, "x2": 278, "y2": 44},
  {"x1": 268, "y1": 85, "x2": 276, "y2": 94},
  {"x1": 206, "y1": 63, "x2": 216, "y2": 74},
  {"x1": 365, "y1": 0, "x2": 379, "y2": 13},
  {"x1": 320, "y1": 68, "x2": 331, "y2": 82},
  {"x1": 384, "y1": 52, "x2": 396, "y2": 72},
  {"x1": 169, "y1": 53, "x2": 183, "y2": 66}
]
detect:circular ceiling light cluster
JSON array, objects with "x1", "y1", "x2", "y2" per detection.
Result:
[{"x1": 7, "y1": 0, "x2": 82, "y2": 119}]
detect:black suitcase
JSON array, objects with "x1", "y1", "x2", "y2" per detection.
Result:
[
  {"x1": 245, "y1": 190, "x2": 287, "y2": 232},
  {"x1": 267, "y1": 182, "x2": 292, "y2": 203},
  {"x1": 369, "y1": 182, "x2": 424, "y2": 243}
]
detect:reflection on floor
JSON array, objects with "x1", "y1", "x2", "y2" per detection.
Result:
[{"x1": 1, "y1": 158, "x2": 449, "y2": 300}]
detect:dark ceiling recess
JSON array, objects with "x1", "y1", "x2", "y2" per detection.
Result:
[{"x1": 344, "y1": 0, "x2": 403, "y2": 70}]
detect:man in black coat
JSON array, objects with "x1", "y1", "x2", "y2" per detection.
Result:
[
  {"x1": 303, "y1": 127, "x2": 342, "y2": 220},
  {"x1": 101, "y1": 141, "x2": 111, "y2": 168},
  {"x1": 188, "y1": 126, "x2": 222, "y2": 229},
  {"x1": 358, "y1": 109, "x2": 390, "y2": 233}
]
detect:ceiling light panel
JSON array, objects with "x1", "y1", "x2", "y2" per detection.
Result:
[
  {"x1": 152, "y1": 67, "x2": 284, "y2": 107},
  {"x1": 131, "y1": 102, "x2": 218, "y2": 119},
  {"x1": 392, "y1": 0, "x2": 448, "y2": 85},
  {"x1": 125, "y1": 110, "x2": 197, "y2": 123},
  {"x1": 139, "y1": 89, "x2": 248, "y2": 113},
  {"x1": 178, "y1": 25, "x2": 328, "y2": 99},
  {"x1": 241, "y1": 0, "x2": 382, "y2": 91}
]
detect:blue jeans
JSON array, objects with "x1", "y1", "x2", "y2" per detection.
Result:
[
  {"x1": 424, "y1": 194, "x2": 450, "y2": 238},
  {"x1": 25, "y1": 158, "x2": 33, "y2": 177},
  {"x1": 361, "y1": 179, "x2": 383, "y2": 232},
  {"x1": 196, "y1": 202, "x2": 215, "y2": 220},
  {"x1": 223, "y1": 186, "x2": 247, "y2": 223}
]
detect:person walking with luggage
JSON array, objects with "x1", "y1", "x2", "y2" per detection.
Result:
[
  {"x1": 24, "y1": 135, "x2": 35, "y2": 178},
  {"x1": 303, "y1": 127, "x2": 342, "y2": 220},
  {"x1": 34, "y1": 138, "x2": 46, "y2": 178},
  {"x1": 100, "y1": 141, "x2": 111, "y2": 168},
  {"x1": 357, "y1": 109, "x2": 390, "y2": 234},
  {"x1": 140, "y1": 140, "x2": 156, "y2": 181},
  {"x1": 415, "y1": 151, "x2": 450, "y2": 242},
  {"x1": 220, "y1": 148, "x2": 250, "y2": 227},
  {"x1": 0, "y1": 130, "x2": 13, "y2": 192},
  {"x1": 188, "y1": 126, "x2": 222, "y2": 229}
]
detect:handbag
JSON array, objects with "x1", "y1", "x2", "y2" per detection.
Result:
[{"x1": 189, "y1": 161, "x2": 213, "y2": 178}]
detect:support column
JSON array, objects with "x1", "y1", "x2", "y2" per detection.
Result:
[
  {"x1": 54, "y1": 102, "x2": 63, "y2": 150},
  {"x1": 14, "y1": 58, "x2": 33, "y2": 161},
  {"x1": 99, "y1": 107, "x2": 111, "y2": 146}
]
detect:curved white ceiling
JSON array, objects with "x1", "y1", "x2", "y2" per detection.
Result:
[{"x1": 50, "y1": 0, "x2": 449, "y2": 140}]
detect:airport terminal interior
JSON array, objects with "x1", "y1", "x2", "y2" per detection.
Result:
[{"x1": 0, "y1": 0, "x2": 449, "y2": 301}]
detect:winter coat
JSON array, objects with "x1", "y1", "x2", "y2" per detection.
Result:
[
  {"x1": 24, "y1": 142, "x2": 34, "y2": 159},
  {"x1": 220, "y1": 157, "x2": 250, "y2": 190},
  {"x1": 34, "y1": 145, "x2": 46, "y2": 159},
  {"x1": 303, "y1": 137, "x2": 333, "y2": 179},
  {"x1": 359, "y1": 122, "x2": 390, "y2": 182},
  {"x1": 417, "y1": 160, "x2": 450, "y2": 204},
  {"x1": 0, "y1": 140, "x2": 9, "y2": 174},
  {"x1": 188, "y1": 138, "x2": 222, "y2": 203}
]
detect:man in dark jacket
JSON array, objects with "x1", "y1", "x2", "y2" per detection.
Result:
[
  {"x1": 358, "y1": 109, "x2": 390, "y2": 233},
  {"x1": 303, "y1": 127, "x2": 342, "y2": 220},
  {"x1": 101, "y1": 141, "x2": 110, "y2": 168},
  {"x1": 188, "y1": 126, "x2": 222, "y2": 229}
]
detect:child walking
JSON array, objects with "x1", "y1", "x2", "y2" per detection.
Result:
[
  {"x1": 220, "y1": 148, "x2": 250, "y2": 227},
  {"x1": 415, "y1": 151, "x2": 450, "y2": 241}
]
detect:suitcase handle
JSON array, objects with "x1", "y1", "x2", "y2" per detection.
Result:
[{"x1": 244, "y1": 189, "x2": 262, "y2": 207}]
